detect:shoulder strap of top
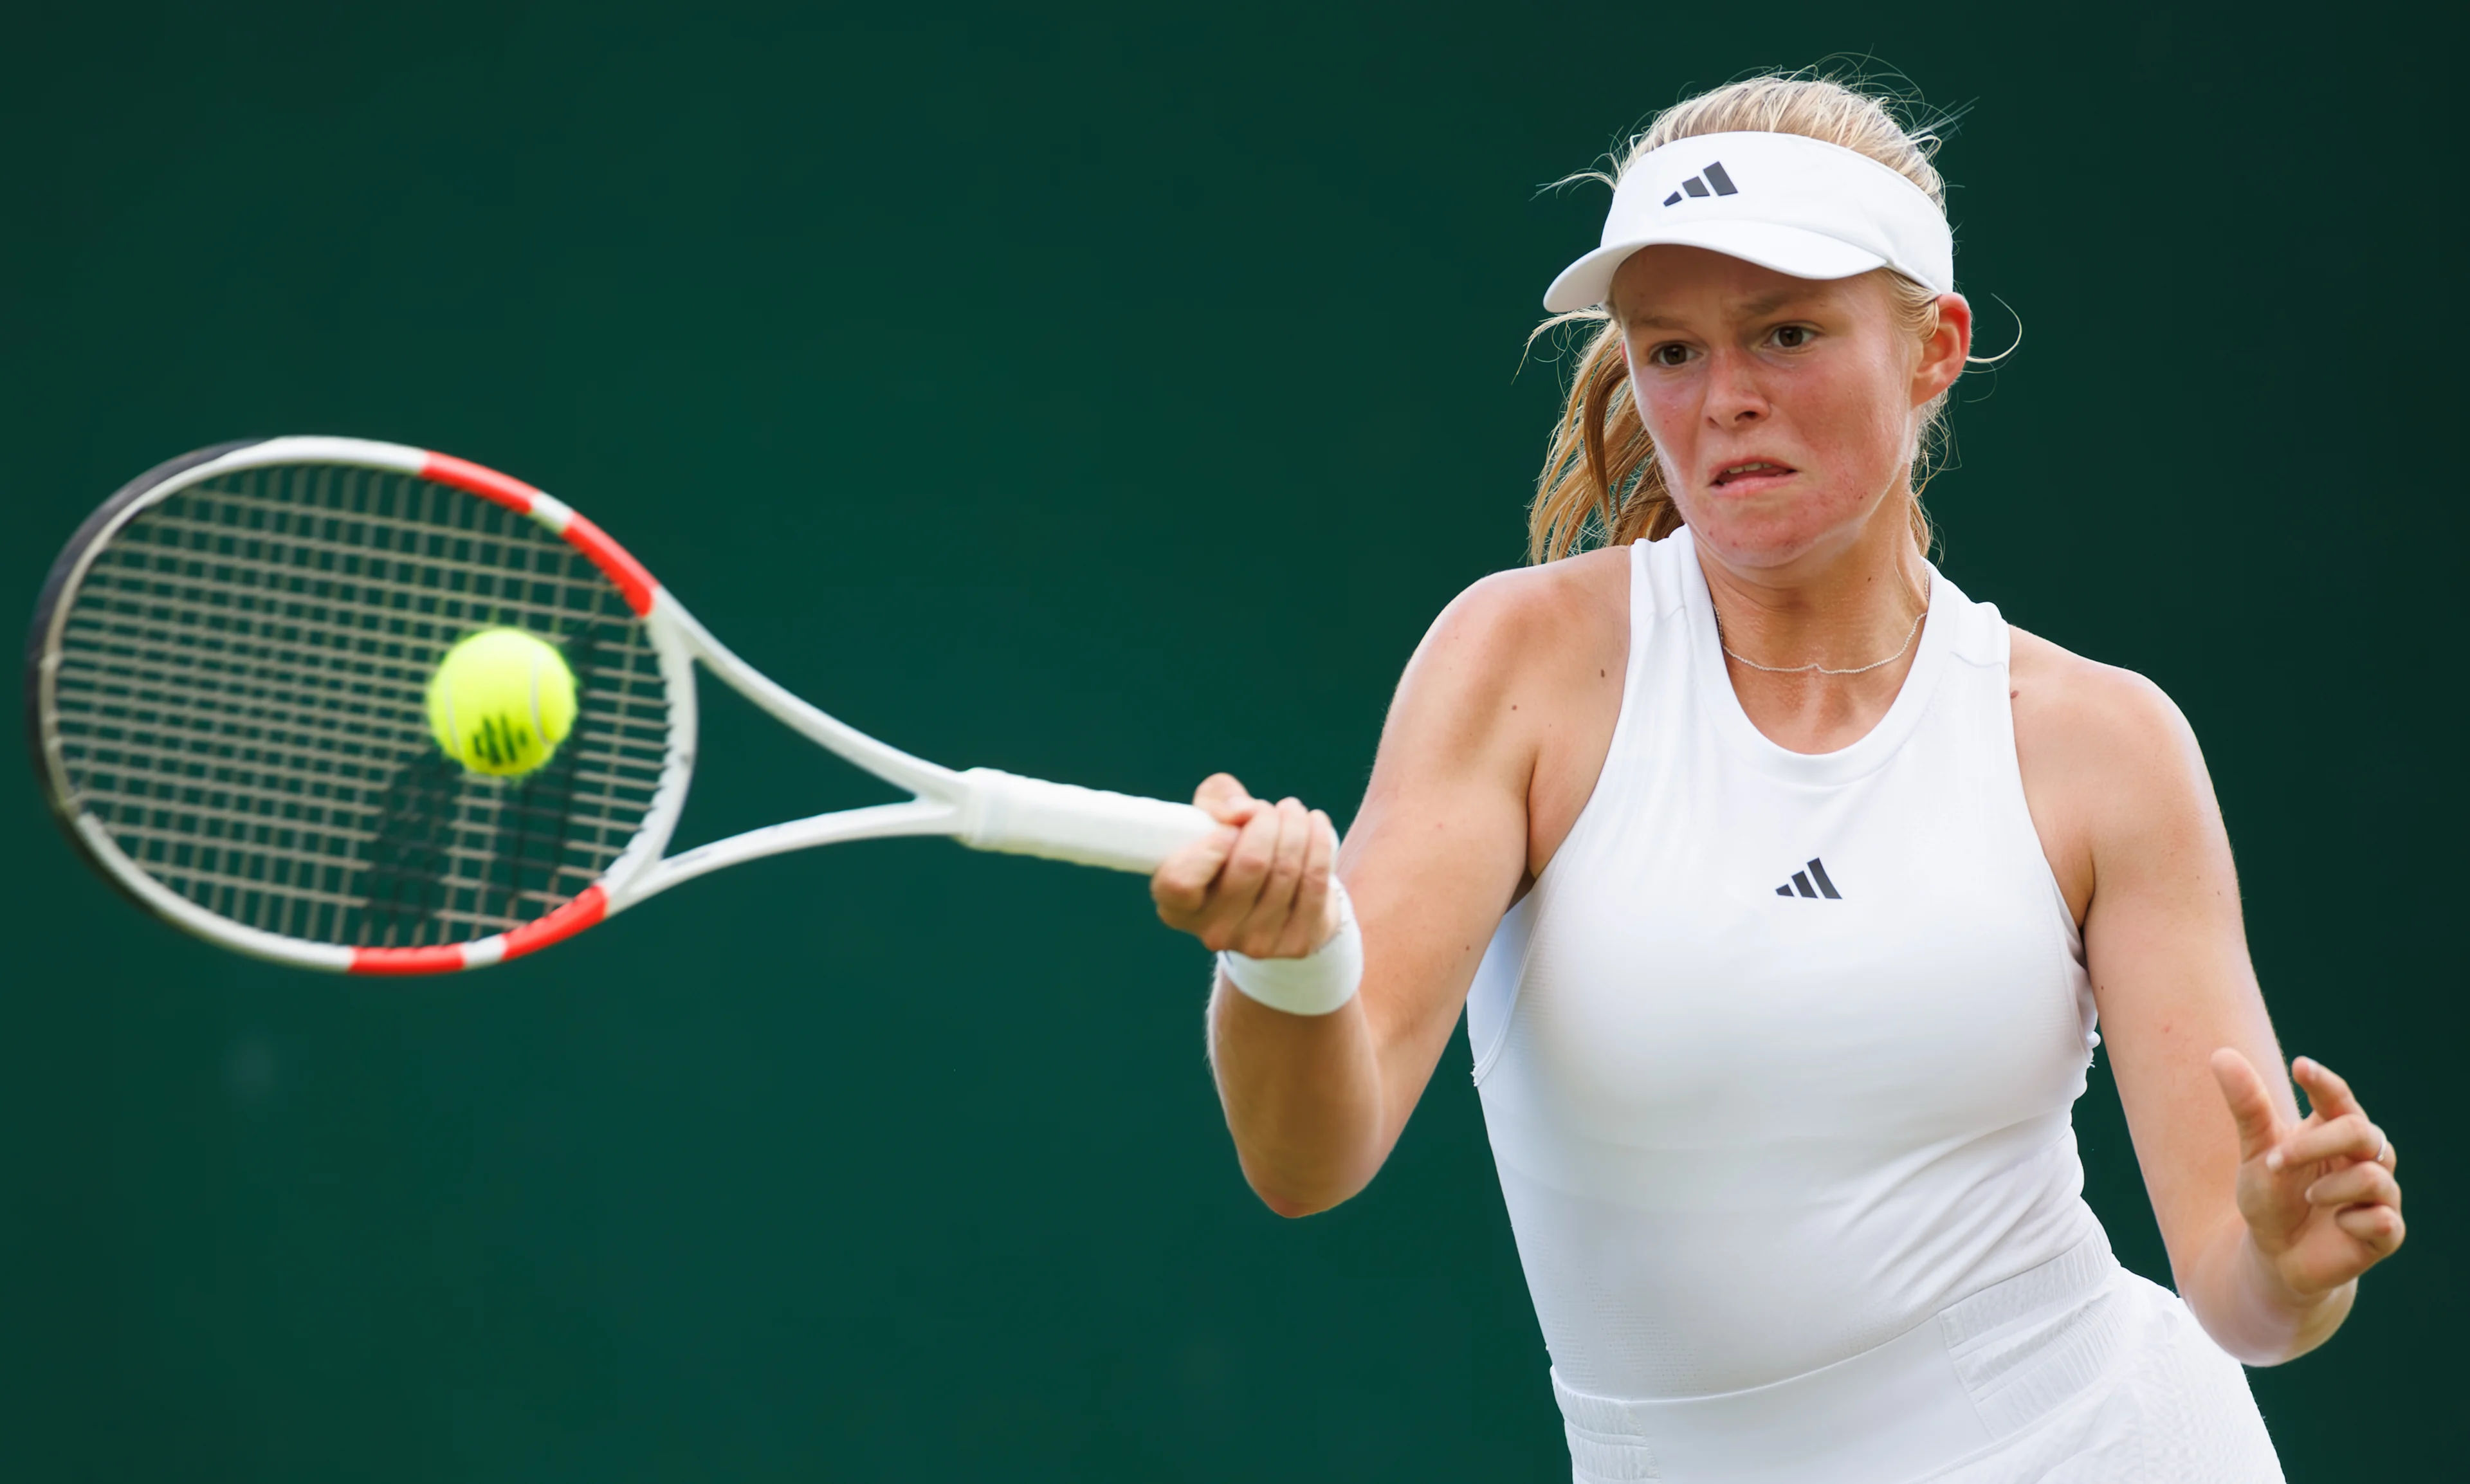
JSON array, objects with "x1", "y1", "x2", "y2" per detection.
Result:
[
  {"x1": 1472, "y1": 536, "x2": 1682, "y2": 1083},
  {"x1": 1633, "y1": 527, "x2": 1694, "y2": 636},
  {"x1": 1925, "y1": 567, "x2": 2008, "y2": 672}
]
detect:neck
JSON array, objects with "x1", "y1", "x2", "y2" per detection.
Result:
[{"x1": 1694, "y1": 497, "x2": 1934, "y2": 755}]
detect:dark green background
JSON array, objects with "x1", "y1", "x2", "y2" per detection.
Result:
[{"x1": 4, "y1": 2, "x2": 2459, "y2": 1478}]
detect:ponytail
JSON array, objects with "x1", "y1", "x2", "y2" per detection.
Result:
[{"x1": 1527, "y1": 313, "x2": 1680, "y2": 563}]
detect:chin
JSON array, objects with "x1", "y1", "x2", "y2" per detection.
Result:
[
  {"x1": 1681, "y1": 484, "x2": 1890, "y2": 569},
  {"x1": 1679, "y1": 507, "x2": 1834, "y2": 569}
]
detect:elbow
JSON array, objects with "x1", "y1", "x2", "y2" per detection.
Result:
[
  {"x1": 1254, "y1": 1180, "x2": 1353, "y2": 1214},
  {"x1": 1258, "y1": 1191, "x2": 1330, "y2": 1220},
  {"x1": 1240, "y1": 1159, "x2": 1371, "y2": 1220},
  {"x1": 1252, "y1": 1186, "x2": 1349, "y2": 1220}
]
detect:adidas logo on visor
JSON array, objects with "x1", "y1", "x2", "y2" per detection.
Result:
[
  {"x1": 1774, "y1": 857, "x2": 1842, "y2": 899},
  {"x1": 1663, "y1": 161, "x2": 1739, "y2": 206}
]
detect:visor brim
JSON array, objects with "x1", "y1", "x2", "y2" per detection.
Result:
[{"x1": 1542, "y1": 221, "x2": 1890, "y2": 313}]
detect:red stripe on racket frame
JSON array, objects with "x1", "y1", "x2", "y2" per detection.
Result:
[
  {"x1": 421, "y1": 452, "x2": 539, "y2": 515},
  {"x1": 349, "y1": 943, "x2": 468, "y2": 976},
  {"x1": 557, "y1": 514, "x2": 657, "y2": 617},
  {"x1": 500, "y1": 886, "x2": 609, "y2": 961},
  {"x1": 418, "y1": 452, "x2": 660, "y2": 617},
  {"x1": 349, "y1": 886, "x2": 610, "y2": 975}
]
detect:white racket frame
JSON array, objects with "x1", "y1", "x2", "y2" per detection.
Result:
[{"x1": 31, "y1": 436, "x2": 1217, "y2": 974}]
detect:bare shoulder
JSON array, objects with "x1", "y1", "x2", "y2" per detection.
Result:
[
  {"x1": 1389, "y1": 547, "x2": 1627, "y2": 722},
  {"x1": 1421, "y1": 546, "x2": 1629, "y2": 672},
  {"x1": 2008, "y1": 626, "x2": 2221, "y2": 910},
  {"x1": 1373, "y1": 545, "x2": 1624, "y2": 781},
  {"x1": 1374, "y1": 548, "x2": 1629, "y2": 874},
  {"x1": 2008, "y1": 625, "x2": 2202, "y2": 773}
]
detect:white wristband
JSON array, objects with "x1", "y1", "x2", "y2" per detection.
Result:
[{"x1": 1218, "y1": 882, "x2": 1364, "y2": 1016}]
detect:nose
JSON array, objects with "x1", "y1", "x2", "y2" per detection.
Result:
[{"x1": 1703, "y1": 347, "x2": 1770, "y2": 426}]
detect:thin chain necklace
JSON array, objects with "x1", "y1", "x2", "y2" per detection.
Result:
[{"x1": 1712, "y1": 579, "x2": 1932, "y2": 677}]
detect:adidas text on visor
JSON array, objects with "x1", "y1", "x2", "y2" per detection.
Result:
[{"x1": 1543, "y1": 131, "x2": 1954, "y2": 312}]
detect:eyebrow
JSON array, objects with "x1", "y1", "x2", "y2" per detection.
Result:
[{"x1": 1622, "y1": 287, "x2": 1813, "y2": 330}]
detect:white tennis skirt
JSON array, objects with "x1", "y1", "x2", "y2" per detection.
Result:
[{"x1": 1549, "y1": 1235, "x2": 2283, "y2": 1483}]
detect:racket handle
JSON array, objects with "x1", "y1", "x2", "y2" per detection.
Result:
[{"x1": 955, "y1": 768, "x2": 1219, "y2": 874}]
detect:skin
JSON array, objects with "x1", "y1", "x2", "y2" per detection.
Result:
[{"x1": 1152, "y1": 244, "x2": 2403, "y2": 1366}]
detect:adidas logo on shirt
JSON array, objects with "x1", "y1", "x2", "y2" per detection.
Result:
[
  {"x1": 1663, "y1": 161, "x2": 1739, "y2": 206},
  {"x1": 1774, "y1": 858, "x2": 1842, "y2": 900}
]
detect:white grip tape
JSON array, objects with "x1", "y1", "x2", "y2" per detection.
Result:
[
  {"x1": 1219, "y1": 881, "x2": 1362, "y2": 1016},
  {"x1": 956, "y1": 767, "x2": 1219, "y2": 875}
]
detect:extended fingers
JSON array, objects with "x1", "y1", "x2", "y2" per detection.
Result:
[
  {"x1": 2297, "y1": 1056, "x2": 2395, "y2": 1167},
  {"x1": 2268, "y1": 1111, "x2": 2386, "y2": 1174},
  {"x1": 2209, "y1": 1049, "x2": 2283, "y2": 1164},
  {"x1": 2305, "y1": 1159, "x2": 2401, "y2": 1213},
  {"x1": 2291, "y1": 1056, "x2": 2364, "y2": 1121},
  {"x1": 2333, "y1": 1203, "x2": 2406, "y2": 1254}
]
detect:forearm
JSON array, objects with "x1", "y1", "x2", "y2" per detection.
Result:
[
  {"x1": 1207, "y1": 973, "x2": 1389, "y2": 1217},
  {"x1": 2181, "y1": 1216, "x2": 2357, "y2": 1366}
]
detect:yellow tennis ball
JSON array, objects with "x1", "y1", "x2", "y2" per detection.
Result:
[{"x1": 425, "y1": 628, "x2": 578, "y2": 778}]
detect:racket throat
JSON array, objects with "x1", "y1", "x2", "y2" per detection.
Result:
[{"x1": 616, "y1": 798, "x2": 960, "y2": 907}]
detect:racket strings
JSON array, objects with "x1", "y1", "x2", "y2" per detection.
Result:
[{"x1": 49, "y1": 463, "x2": 670, "y2": 948}]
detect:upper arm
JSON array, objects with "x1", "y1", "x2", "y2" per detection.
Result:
[
  {"x1": 2011, "y1": 632, "x2": 2294, "y2": 1278},
  {"x1": 1342, "y1": 553, "x2": 1627, "y2": 1140}
]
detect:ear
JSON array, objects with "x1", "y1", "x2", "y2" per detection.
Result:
[{"x1": 1913, "y1": 293, "x2": 1971, "y2": 406}]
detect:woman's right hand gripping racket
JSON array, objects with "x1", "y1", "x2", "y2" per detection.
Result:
[{"x1": 25, "y1": 437, "x2": 1220, "y2": 973}]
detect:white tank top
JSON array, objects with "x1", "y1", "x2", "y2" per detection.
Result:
[{"x1": 1467, "y1": 528, "x2": 2104, "y2": 1400}]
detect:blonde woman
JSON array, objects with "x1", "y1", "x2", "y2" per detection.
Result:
[{"x1": 1151, "y1": 74, "x2": 2403, "y2": 1483}]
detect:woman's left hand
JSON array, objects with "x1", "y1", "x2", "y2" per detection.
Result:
[{"x1": 2211, "y1": 1050, "x2": 2405, "y2": 1299}]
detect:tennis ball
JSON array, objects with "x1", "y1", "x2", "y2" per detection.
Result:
[{"x1": 425, "y1": 628, "x2": 578, "y2": 778}]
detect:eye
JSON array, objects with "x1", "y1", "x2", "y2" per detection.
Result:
[
  {"x1": 1770, "y1": 324, "x2": 1815, "y2": 349},
  {"x1": 1647, "y1": 342, "x2": 1693, "y2": 367}
]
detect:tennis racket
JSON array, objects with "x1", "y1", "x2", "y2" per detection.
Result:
[{"x1": 26, "y1": 437, "x2": 1219, "y2": 974}]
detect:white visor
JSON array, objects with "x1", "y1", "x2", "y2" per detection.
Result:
[{"x1": 1542, "y1": 131, "x2": 1953, "y2": 312}]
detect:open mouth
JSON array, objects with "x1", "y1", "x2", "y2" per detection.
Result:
[{"x1": 1710, "y1": 460, "x2": 1797, "y2": 490}]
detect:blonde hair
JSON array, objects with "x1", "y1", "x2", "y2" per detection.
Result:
[{"x1": 1526, "y1": 73, "x2": 1960, "y2": 563}]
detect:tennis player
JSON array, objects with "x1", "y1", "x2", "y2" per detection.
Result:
[{"x1": 1151, "y1": 74, "x2": 2402, "y2": 1481}]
